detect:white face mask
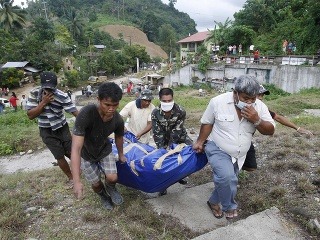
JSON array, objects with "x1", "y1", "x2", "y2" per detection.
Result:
[
  {"x1": 235, "y1": 92, "x2": 251, "y2": 110},
  {"x1": 160, "y1": 101, "x2": 174, "y2": 112}
]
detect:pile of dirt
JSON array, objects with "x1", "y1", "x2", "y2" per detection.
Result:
[{"x1": 99, "y1": 25, "x2": 168, "y2": 59}]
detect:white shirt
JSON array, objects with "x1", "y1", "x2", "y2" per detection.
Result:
[
  {"x1": 87, "y1": 85, "x2": 92, "y2": 93},
  {"x1": 201, "y1": 92, "x2": 275, "y2": 168},
  {"x1": 250, "y1": 45, "x2": 254, "y2": 51},
  {"x1": 120, "y1": 100, "x2": 155, "y2": 144},
  {"x1": 21, "y1": 97, "x2": 28, "y2": 110}
]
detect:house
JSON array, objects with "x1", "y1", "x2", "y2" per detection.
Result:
[{"x1": 177, "y1": 31, "x2": 211, "y2": 61}]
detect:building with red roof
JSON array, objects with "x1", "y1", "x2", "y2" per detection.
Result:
[{"x1": 177, "y1": 31, "x2": 211, "y2": 61}]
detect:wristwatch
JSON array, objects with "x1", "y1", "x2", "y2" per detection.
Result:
[{"x1": 253, "y1": 118, "x2": 262, "y2": 127}]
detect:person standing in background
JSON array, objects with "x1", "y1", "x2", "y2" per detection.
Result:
[
  {"x1": 9, "y1": 92, "x2": 19, "y2": 111},
  {"x1": 20, "y1": 94, "x2": 28, "y2": 110}
]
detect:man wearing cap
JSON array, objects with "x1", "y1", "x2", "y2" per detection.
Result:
[
  {"x1": 243, "y1": 84, "x2": 313, "y2": 171},
  {"x1": 193, "y1": 75, "x2": 275, "y2": 219},
  {"x1": 27, "y1": 71, "x2": 78, "y2": 186},
  {"x1": 119, "y1": 89, "x2": 155, "y2": 144}
]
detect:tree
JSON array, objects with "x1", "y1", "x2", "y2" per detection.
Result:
[
  {"x1": 30, "y1": 17, "x2": 55, "y2": 42},
  {"x1": 207, "y1": 18, "x2": 232, "y2": 51},
  {"x1": 66, "y1": 8, "x2": 85, "y2": 41},
  {"x1": 158, "y1": 23, "x2": 177, "y2": 56},
  {"x1": 169, "y1": 0, "x2": 177, "y2": 9},
  {"x1": 0, "y1": 67, "x2": 24, "y2": 88},
  {"x1": 0, "y1": 0, "x2": 27, "y2": 31}
]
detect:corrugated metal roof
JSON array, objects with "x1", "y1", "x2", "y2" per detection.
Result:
[
  {"x1": 94, "y1": 45, "x2": 106, "y2": 49},
  {"x1": 24, "y1": 66, "x2": 41, "y2": 73},
  {"x1": 1, "y1": 61, "x2": 29, "y2": 68},
  {"x1": 178, "y1": 31, "x2": 210, "y2": 43}
]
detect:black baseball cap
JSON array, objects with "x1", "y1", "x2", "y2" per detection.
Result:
[{"x1": 40, "y1": 72, "x2": 58, "y2": 89}]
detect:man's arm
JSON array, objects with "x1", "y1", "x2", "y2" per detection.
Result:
[
  {"x1": 241, "y1": 105, "x2": 274, "y2": 135},
  {"x1": 274, "y1": 114, "x2": 313, "y2": 135},
  {"x1": 136, "y1": 121, "x2": 152, "y2": 140},
  {"x1": 193, "y1": 124, "x2": 213, "y2": 153},
  {"x1": 71, "y1": 135, "x2": 85, "y2": 199},
  {"x1": 115, "y1": 134, "x2": 126, "y2": 163},
  {"x1": 151, "y1": 111, "x2": 165, "y2": 148},
  {"x1": 71, "y1": 110, "x2": 79, "y2": 117},
  {"x1": 27, "y1": 92, "x2": 54, "y2": 120}
]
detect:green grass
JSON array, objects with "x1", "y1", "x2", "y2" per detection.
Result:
[
  {"x1": 88, "y1": 14, "x2": 136, "y2": 29},
  {"x1": 0, "y1": 169, "x2": 197, "y2": 239}
]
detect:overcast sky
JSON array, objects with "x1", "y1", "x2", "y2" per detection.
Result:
[{"x1": 161, "y1": 0, "x2": 246, "y2": 32}]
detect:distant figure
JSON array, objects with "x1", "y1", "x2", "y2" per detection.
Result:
[
  {"x1": 9, "y1": 92, "x2": 19, "y2": 111},
  {"x1": 0, "y1": 100, "x2": 5, "y2": 113},
  {"x1": 282, "y1": 40, "x2": 288, "y2": 55},
  {"x1": 232, "y1": 45, "x2": 237, "y2": 55},
  {"x1": 20, "y1": 94, "x2": 28, "y2": 110},
  {"x1": 287, "y1": 42, "x2": 293, "y2": 55},
  {"x1": 238, "y1": 44, "x2": 242, "y2": 56},
  {"x1": 249, "y1": 44, "x2": 254, "y2": 55},
  {"x1": 253, "y1": 49, "x2": 260, "y2": 64},
  {"x1": 66, "y1": 89, "x2": 72, "y2": 100},
  {"x1": 127, "y1": 81, "x2": 133, "y2": 94},
  {"x1": 86, "y1": 84, "x2": 92, "y2": 97},
  {"x1": 119, "y1": 81, "x2": 124, "y2": 93}
]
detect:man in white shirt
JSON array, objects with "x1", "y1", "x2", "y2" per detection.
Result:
[
  {"x1": 20, "y1": 94, "x2": 28, "y2": 110},
  {"x1": 193, "y1": 75, "x2": 275, "y2": 220},
  {"x1": 120, "y1": 89, "x2": 155, "y2": 144}
]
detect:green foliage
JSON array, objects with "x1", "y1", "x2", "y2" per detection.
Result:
[
  {"x1": 197, "y1": 51, "x2": 211, "y2": 74},
  {"x1": 232, "y1": 0, "x2": 320, "y2": 55},
  {"x1": 64, "y1": 70, "x2": 80, "y2": 87},
  {"x1": 0, "y1": 0, "x2": 27, "y2": 31},
  {"x1": 0, "y1": 68, "x2": 24, "y2": 88}
]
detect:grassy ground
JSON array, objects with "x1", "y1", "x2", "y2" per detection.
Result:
[{"x1": 0, "y1": 86, "x2": 320, "y2": 239}]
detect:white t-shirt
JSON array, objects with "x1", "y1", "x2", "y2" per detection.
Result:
[
  {"x1": 119, "y1": 100, "x2": 155, "y2": 144},
  {"x1": 201, "y1": 92, "x2": 275, "y2": 169},
  {"x1": 87, "y1": 85, "x2": 92, "y2": 93},
  {"x1": 21, "y1": 97, "x2": 28, "y2": 110}
]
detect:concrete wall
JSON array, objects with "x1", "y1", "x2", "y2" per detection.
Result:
[{"x1": 164, "y1": 64, "x2": 320, "y2": 93}]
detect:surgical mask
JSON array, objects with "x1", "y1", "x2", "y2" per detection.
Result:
[
  {"x1": 235, "y1": 92, "x2": 251, "y2": 110},
  {"x1": 160, "y1": 101, "x2": 174, "y2": 112}
]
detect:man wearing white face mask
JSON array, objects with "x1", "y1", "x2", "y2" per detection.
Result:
[
  {"x1": 151, "y1": 88, "x2": 192, "y2": 149},
  {"x1": 151, "y1": 88, "x2": 193, "y2": 192},
  {"x1": 193, "y1": 75, "x2": 275, "y2": 220}
]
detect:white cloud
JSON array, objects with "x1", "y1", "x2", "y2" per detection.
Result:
[{"x1": 162, "y1": 0, "x2": 246, "y2": 32}]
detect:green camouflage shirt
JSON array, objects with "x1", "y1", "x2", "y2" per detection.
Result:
[{"x1": 151, "y1": 103, "x2": 192, "y2": 149}]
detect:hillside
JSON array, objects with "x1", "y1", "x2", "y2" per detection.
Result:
[{"x1": 99, "y1": 25, "x2": 168, "y2": 59}]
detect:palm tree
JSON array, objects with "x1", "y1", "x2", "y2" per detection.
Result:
[
  {"x1": 66, "y1": 8, "x2": 85, "y2": 41},
  {"x1": 207, "y1": 17, "x2": 233, "y2": 46},
  {"x1": 0, "y1": 0, "x2": 27, "y2": 31}
]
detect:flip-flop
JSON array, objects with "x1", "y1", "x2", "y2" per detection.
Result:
[
  {"x1": 207, "y1": 201, "x2": 224, "y2": 219},
  {"x1": 225, "y1": 209, "x2": 238, "y2": 220}
]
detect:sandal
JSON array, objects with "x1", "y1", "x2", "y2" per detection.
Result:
[
  {"x1": 207, "y1": 201, "x2": 224, "y2": 219},
  {"x1": 225, "y1": 209, "x2": 238, "y2": 220}
]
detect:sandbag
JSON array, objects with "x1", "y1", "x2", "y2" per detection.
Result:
[{"x1": 113, "y1": 132, "x2": 208, "y2": 193}]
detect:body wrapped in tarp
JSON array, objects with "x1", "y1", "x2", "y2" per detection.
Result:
[{"x1": 112, "y1": 132, "x2": 208, "y2": 193}]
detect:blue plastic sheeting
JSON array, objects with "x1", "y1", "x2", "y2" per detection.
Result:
[{"x1": 113, "y1": 132, "x2": 208, "y2": 193}]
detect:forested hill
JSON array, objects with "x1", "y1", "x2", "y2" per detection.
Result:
[{"x1": 27, "y1": 0, "x2": 197, "y2": 43}]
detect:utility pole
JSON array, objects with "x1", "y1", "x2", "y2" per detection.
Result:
[{"x1": 42, "y1": 1, "x2": 48, "y2": 21}]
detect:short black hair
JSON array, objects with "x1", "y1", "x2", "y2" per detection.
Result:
[
  {"x1": 159, "y1": 88, "x2": 173, "y2": 99},
  {"x1": 98, "y1": 82, "x2": 122, "y2": 102}
]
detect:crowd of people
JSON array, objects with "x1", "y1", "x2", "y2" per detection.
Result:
[{"x1": 10, "y1": 71, "x2": 311, "y2": 220}]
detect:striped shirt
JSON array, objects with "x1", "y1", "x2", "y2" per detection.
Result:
[{"x1": 26, "y1": 87, "x2": 77, "y2": 130}]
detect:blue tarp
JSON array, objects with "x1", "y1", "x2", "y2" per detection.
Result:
[{"x1": 113, "y1": 132, "x2": 208, "y2": 193}]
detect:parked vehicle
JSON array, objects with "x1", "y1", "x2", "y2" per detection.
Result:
[{"x1": 0, "y1": 98, "x2": 10, "y2": 108}]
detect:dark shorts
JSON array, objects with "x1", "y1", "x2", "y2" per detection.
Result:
[
  {"x1": 39, "y1": 123, "x2": 72, "y2": 160},
  {"x1": 243, "y1": 142, "x2": 257, "y2": 169}
]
